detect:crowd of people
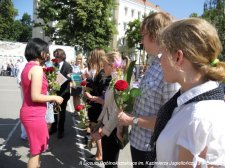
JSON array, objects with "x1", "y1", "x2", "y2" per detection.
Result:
[
  {"x1": 17, "y1": 11, "x2": 225, "y2": 168},
  {"x1": 0, "y1": 59, "x2": 23, "y2": 77}
]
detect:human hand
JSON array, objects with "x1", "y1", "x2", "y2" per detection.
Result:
[
  {"x1": 92, "y1": 97, "x2": 104, "y2": 105},
  {"x1": 84, "y1": 92, "x2": 92, "y2": 100},
  {"x1": 54, "y1": 96, "x2": 64, "y2": 104},
  {"x1": 118, "y1": 112, "x2": 133, "y2": 126}
]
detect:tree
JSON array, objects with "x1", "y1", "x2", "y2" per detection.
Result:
[
  {"x1": 0, "y1": 0, "x2": 18, "y2": 40},
  {"x1": 189, "y1": 12, "x2": 199, "y2": 17},
  {"x1": 125, "y1": 19, "x2": 141, "y2": 49},
  {"x1": 36, "y1": 0, "x2": 117, "y2": 53},
  {"x1": 17, "y1": 13, "x2": 32, "y2": 42},
  {"x1": 202, "y1": 0, "x2": 225, "y2": 58}
]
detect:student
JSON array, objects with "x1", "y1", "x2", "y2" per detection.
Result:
[
  {"x1": 118, "y1": 12, "x2": 180, "y2": 167},
  {"x1": 91, "y1": 51, "x2": 123, "y2": 168},
  {"x1": 85, "y1": 48, "x2": 108, "y2": 161},
  {"x1": 70, "y1": 54, "x2": 84, "y2": 110},
  {"x1": 152, "y1": 18, "x2": 225, "y2": 167}
]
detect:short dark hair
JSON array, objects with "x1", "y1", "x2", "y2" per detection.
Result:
[
  {"x1": 53, "y1": 48, "x2": 66, "y2": 60},
  {"x1": 25, "y1": 38, "x2": 49, "y2": 62}
]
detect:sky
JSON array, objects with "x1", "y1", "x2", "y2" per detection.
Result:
[
  {"x1": 149, "y1": 0, "x2": 206, "y2": 19},
  {"x1": 13, "y1": 0, "x2": 206, "y2": 20},
  {"x1": 13, "y1": 0, "x2": 33, "y2": 20}
]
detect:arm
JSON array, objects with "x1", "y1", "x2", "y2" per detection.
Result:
[
  {"x1": 30, "y1": 66, "x2": 63, "y2": 104},
  {"x1": 177, "y1": 146, "x2": 209, "y2": 168},
  {"x1": 84, "y1": 92, "x2": 104, "y2": 105},
  {"x1": 118, "y1": 112, "x2": 156, "y2": 129},
  {"x1": 177, "y1": 146, "x2": 194, "y2": 168}
]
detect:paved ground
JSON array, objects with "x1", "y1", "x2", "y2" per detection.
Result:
[{"x1": 0, "y1": 76, "x2": 132, "y2": 168}]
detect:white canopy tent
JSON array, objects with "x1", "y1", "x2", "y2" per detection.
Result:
[{"x1": 0, "y1": 41, "x2": 76, "y2": 66}]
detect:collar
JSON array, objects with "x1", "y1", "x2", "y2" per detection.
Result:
[
  {"x1": 149, "y1": 55, "x2": 160, "y2": 66},
  {"x1": 59, "y1": 61, "x2": 64, "y2": 70},
  {"x1": 177, "y1": 81, "x2": 219, "y2": 106}
]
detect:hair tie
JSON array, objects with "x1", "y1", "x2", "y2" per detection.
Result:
[{"x1": 210, "y1": 58, "x2": 219, "y2": 66}]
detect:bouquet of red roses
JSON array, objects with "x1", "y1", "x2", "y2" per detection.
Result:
[
  {"x1": 43, "y1": 58, "x2": 61, "y2": 112},
  {"x1": 43, "y1": 58, "x2": 60, "y2": 95},
  {"x1": 75, "y1": 80, "x2": 91, "y2": 128}
]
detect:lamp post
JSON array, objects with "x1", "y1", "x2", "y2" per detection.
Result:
[
  {"x1": 143, "y1": 0, "x2": 146, "y2": 16},
  {"x1": 137, "y1": 43, "x2": 143, "y2": 65}
]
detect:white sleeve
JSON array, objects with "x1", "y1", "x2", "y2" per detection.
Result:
[{"x1": 177, "y1": 118, "x2": 211, "y2": 167}]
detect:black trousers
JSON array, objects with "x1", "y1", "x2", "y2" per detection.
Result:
[
  {"x1": 52, "y1": 97, "x2": 69, "y2": 133},
  {"x1": 102, "y1": 129, "x2": 120, "y2": 168},
  {"x1": 130, "y1": 145, "x2": 151, "y2": 168}
]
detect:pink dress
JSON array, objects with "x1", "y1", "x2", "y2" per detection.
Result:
[{"x1": 20, "y1": 61, "x2": 49, "y2": 155}]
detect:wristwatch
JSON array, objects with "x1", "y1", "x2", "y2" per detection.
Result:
[{"x1": 132, "y1": 117, "x2": 139, "y2": 126}]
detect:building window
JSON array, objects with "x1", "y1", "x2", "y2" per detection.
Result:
[
  {"x1": 131, "y1": 9, "x2": 134, "y2": 17},
  {"x1": 138, "y1": 11, "x2": 141, "y2": 19},
  {"x1": 124, "y1": 7, "x2": 128, "y2": 16},
  {"x1": 123, "y1": 22, "x2": 127, "y2": 31}
]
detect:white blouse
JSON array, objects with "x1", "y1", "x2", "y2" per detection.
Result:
[
  {"x1": 98, "y1": 88, "x2": 119, "y2": 136},
  {"x1": 156, "y1": 81, "x2": 225, "y2": 168}
]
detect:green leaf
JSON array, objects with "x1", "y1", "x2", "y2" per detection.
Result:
[
  {"x1": 113, "y1": 88, "x2": 120, "y2": 108},
  {"x1": 124, "y1": 60, "x2": 136, "y2": 85},
  {"x1": 123, "y1": 98, "x2": 135, "y2": 113},
  {"x1": 122, "y1": 92, "x2": 129, "y2": 101},
  {"x1": 130, "y1": 88, "x2": 141, "y2": 97}
]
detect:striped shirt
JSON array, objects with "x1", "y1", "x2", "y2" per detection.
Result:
[{"x1": 129, "y1": 56, "x2": 180, "y2": 151}]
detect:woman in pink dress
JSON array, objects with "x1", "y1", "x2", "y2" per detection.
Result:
[{"x1": 20, "y1": 38, "x2": 63, "y2": 168}]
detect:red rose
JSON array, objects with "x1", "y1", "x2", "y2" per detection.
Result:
[
  {"x1": 51, "y1": 58, "x2": 58, "y2": 63},
  {"x1": 80, "y1": 80, "x2": 87, "y2": 86},
  {"x1": 47, "y1": 67, "x2": 55, "y2": 72},
  {"x1": 114, "y1": 80, "x2": 129, "y2": 91},
  {"x1": 75, "y1": 104, "x2": 85, "y2": 111},
  {"x1": 43, "y1": 67, "x2": 47, "y2": 72}
]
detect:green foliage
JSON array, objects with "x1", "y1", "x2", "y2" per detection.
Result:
[
  {"x1": 0, "y1": 0, "x2": 18, "y2": 40},
  {"x1": 0, "y1": 0, "x2": 32, "y2": 42},
  {"x1": 125, "y1": 19, "x2": 141, "y2": 49},
  {"x1": 202, "y1": 0, "x2": 225, "y2": 57},
  {"x1": 189, "y1": 13, "x2": 199, "y2": 17},
  {"x1": 17, "y1": 13, "x2": 32, "y2": 42},
  {"x1": 36, "y1": 0, "x2": 117, "y2": 53}
]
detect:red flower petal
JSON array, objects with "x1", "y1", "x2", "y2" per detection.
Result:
[
  {"x1": 114, "y1": 80, "x2": 129, "y2": 91},
  {"x1": 75, "y1": 104, "x2": 85, "y2": 111},
  {"x1": 80, "y1": 80, "x2": 87, "y2": 86},
  {"x1": 51, "y1": 58, "x2": 58, "y2": 63}
]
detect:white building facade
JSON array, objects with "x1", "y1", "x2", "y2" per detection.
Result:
[
  {"x1": 112, "y1": 0, "x2": 161, "y2": 62},
  {"x1": 114, "y1": 0, "x2": 159, "y2": 46}
]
